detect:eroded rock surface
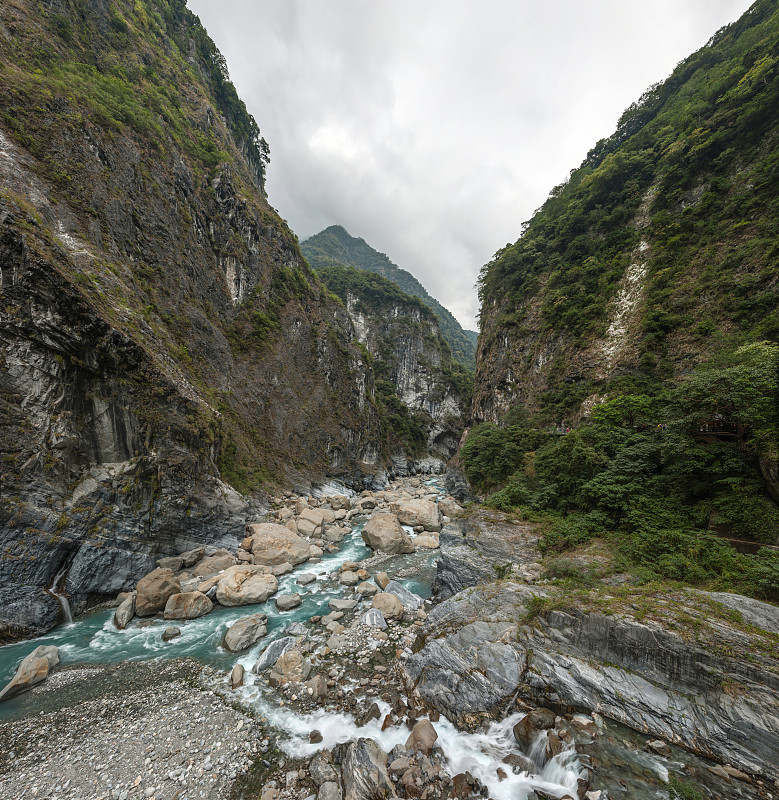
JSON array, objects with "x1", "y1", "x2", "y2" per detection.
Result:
[{"x1": 406, "y1": 580, "x2": 779, "y2": 781}]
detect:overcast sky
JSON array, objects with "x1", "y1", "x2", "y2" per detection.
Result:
[{"x1": 188, "y1": 0, "x2": 754, "y2": 331}]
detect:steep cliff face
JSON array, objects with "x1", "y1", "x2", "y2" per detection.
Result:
[
  {"x1": 0, "y1": 0, "x2": 383, "y2": 639},
  {"x1": 317, "y1": 266, "x2": 468, "y2": 467},
  {"x1": 302, "y1": 225, "x2": 478, "y2": 369},
  {"x1": 474, "y1": 0, "x2": 779, "y2": 426}
]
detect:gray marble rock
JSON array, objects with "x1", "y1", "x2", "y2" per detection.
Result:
[
  {"x1": 252, "y1": 636, "x2": 296, "y2": 673},
  {"x1": 405, "y1": 581, "x2": 779, "y2": 782}
]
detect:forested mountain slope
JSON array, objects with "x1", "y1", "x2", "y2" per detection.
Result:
[
  {"x1": 302, "y1": 225, "x2": 478, "y2": 369},
  {"x1": 0, "y1": 0, "x2": 387, "y2": 639},
  {"x1": 468, "y1": 0, "x2": 779, "y2": 597}
]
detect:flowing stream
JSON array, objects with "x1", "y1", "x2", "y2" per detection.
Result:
[{"x1": 0, "y1": 478, "x2": 690, "y2": 800}]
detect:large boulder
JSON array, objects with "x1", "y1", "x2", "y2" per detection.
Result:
[
  {"x1": 253, "y1": 636, "x2": 297, "y2": 673},
  {"x1": 163, "y1": 591, "x2": 213, "y2": 620},
  {"x1": 216, "y1": 565, "x2": 279, "y2": 607},
  {"x1": 135, "y1": 568, "x2": 181, "y2": 617},
  {"x1": 223, "y1": 613, "x2": 268, "y2": 652},
  {"x1": 297, "y1": 508, "x2": 324, "y2": 537},
  {"x1": 372, "y1": 592, "x2": 404, "y2": 620},
  {"x1": 329, "y1": 495, "x2": 352, "y2": 511},
  {"x1": 405, "y1": 719, "x2": 438, "y2": 755},
  {"x1": 438, "y1": 498, "x2": 465, "y2": 518},
  {"x1": 341, "y1": 739, "x2": 396, "y2": 800},
  {"x1": 246, "y1": 523, "x2": 311, "y2": 567},
  {"x1": 192, "y1": 553, "x2": 235, "y2": 577},
  {"x1": 268, "y1": 648, "x2": 311, "y2": 686},
  {"x1": 384, "y1": 580, "x2": 424, "y2": 611},
  {"x1": 396, "y1": 499, "x2": 442, "y2": 532},
  {"x1": 180, "y1": 546, "x2": 206, "y2": 568},
  {"x1": 113, "y1": 592, "x2": 136, "y2": 629},
  {"x1": 361, "y1": 514, "x2": 414, "y2": 555},
  {"x1": 513, "y1": 708, "x2": 556, "y2": 749},
  {"x1": 0, "y1": 645, "x2": 60, "y2": 702},
  {"x1": 276, "y1": 593, "x2": 302, "y2": 611}
]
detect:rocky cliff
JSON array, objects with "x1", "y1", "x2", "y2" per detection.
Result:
[
  {"x1": 0, "y1": 0, "x2": 387, "y2": 639},
  {"x1": 407, "y1": 516, "x2": 779, "y2": 786},
  {"x1": 302, "y1": 225, "x2": 478, "y2": 369},
  {"x1": 317, "y1": 266, "x2": 469, "y2": 468},
  {"x1": 474, "y1": 0, "x2": 779, "y2": 426}
]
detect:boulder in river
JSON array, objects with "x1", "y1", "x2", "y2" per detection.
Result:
[
  {"x1": 253, "y1": 635, "x2": 297, "y2": 673},
  {"x1": 0, "y1": 645, "x2": 60, "y2": 702},
  {"x1": 268, "y1": 648, "x2": 311, "y2": 686},
  {"x1": 224, "y1": 613, "x2": 268, "y2": 652},
  {"x1": 135, "y1": 568, "x2": 181, "y2": 617},
  {"x1": 163, "y1": 591, "x2": 213, "y2": 620},
  {"x1": 192, "y1": 552, "x2": 235, "y2": 578},
  {"x1": 247, "y1": 523, "x2": 311, "y2": 566},
  {"x1": 396, "y1": 499, "x2": 442, "y2": 532},
  {"x1": 384, "y1": 580, "x2": 424, "y2": 610},
  {"x1": 341, "y1": 738, "x2": 396, "y2": 800},
  {"x1": 361, "y1": 514, "x2": 414, "y2": 555},
  {"x1": 372, "y1": 592, "x2": 404, "y2": 620},
  {"x1": 231, "y1": 663, "x2": 245, "y2": 689},
  {"x1": 513, "y1": 708, "x2": 556, "y2": 749},
  {"x1": 297, "y1": 507, "x2": 324, "y2": 536},
  {"x1": 113, "y1": 592, "x2": 136, "y2": 629},
  {"x1": 162, "y1": 626, "x2": 181, "y2": 641},
  {"x1": 357, "y1": 581, "x2": 379, "y2": 597},
  {"x1": 276, "y1": 593, "x2": 302, "y2": 611},
  {"x1": 406, "y1": 719, "x2": 438, "y2": 755},
  {"x1": 216, "y1": 565, "x2": 279, "y2": 607}
]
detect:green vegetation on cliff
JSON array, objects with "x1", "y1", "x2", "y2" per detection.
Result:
[
  {"x1": 470, "y1": 0, "x2": 779, "y2": 601},
  {"x1": 478, "y1": 0, "x2": 779, "y2": 388},
  {"x1": 464, "y1": 340, "x2": 779, "y2": 599},
  {"x1": 303, "y1": 225, "x2": 477, "y2": 369}
]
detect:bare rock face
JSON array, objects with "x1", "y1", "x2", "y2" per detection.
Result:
[
  {"x1": 215, "y1": 565, "x2": 278, "y2": 607},
  {"x1": 341, "y1": 738, "x2": 397, "y2": 800},
  {"x1": 0, "y1": 645, "x2": 60, "y2": 702},
  {"x1": 223, "y1": 613, "x2": 268, "y2": 652},
  {"x1": 406, "y1": 580, "x2": 779, "y2": 782},
  {"x1": 163, "y1": 591, "x2": 213, "y2": 620},
  {"x1": 361, "y1": 514, "x2": 414, "y2": 555},
  {"x1": 247, "y1": 524, "x2": 311, "y2": 567},
  {"x1": 135, "y1": 569, "x2": 181, "y2": 617},
  {"x1": 372, "y1": 592, "x2": 404, "y2": 620},
  {"x1": 396, "y1": 500, "x2": 442, "y2": 533},
  {"x1": 192, "y1": 553, "x2": 236, "y2": 578}
]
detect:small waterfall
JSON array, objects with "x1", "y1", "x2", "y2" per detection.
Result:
[{"x1": 46, "y1": 564, "x2": 74, "y2": 625}]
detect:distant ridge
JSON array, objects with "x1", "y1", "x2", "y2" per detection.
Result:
[{"x1": 302, "y1": 225, "x2": 477, "y2": 369}]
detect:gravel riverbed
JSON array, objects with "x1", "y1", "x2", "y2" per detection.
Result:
[{"x1": 0, "y1": 660, "x2": 262, "y2": 800}]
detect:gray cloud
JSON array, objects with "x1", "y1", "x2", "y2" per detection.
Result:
[{"x1": 188, "y1": 0, "x2": 753, "y2": 329}]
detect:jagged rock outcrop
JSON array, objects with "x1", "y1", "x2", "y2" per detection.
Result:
[
  {"x1": 405, "y1": 581, "x2": 779, "y2": 782},
  {"x1": 315, "y1": 265, "x2": 468, "y2": 464},
  {"x1": 0, "y1": 0, "x2": 386, "y2": 640}
]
